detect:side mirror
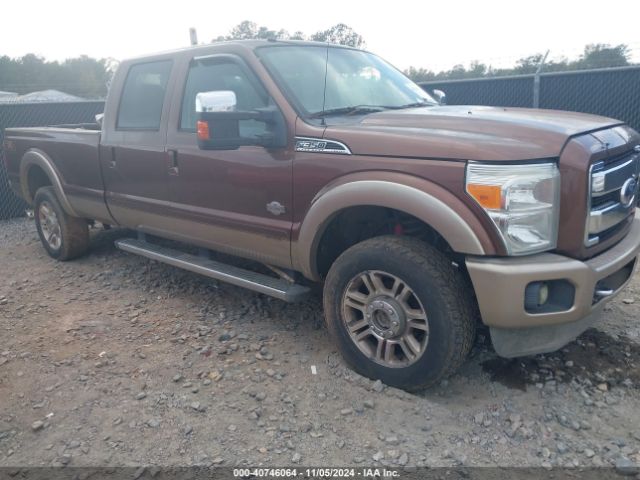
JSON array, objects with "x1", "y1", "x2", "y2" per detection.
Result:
[
  {"x1": 432, "y1": 89, "x2": 447, "y2": 105},
  {"x1": 195, "y1": 90, "x2": 286, "y2": 150},
  {"x1": 196, "y1": 90, "x2": 237, "y2": 113}
]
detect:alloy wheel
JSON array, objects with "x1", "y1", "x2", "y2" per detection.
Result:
[
  {"x1": 341, "y1": 270, "x2": 429, "y2": 367},
  {"x1": 38, "y1": 201, "x2": 62, "y2": 250}
]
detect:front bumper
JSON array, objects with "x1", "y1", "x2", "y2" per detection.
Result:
[{"x1": 466, "y1": 214, "x2": 640, "y2": 357}]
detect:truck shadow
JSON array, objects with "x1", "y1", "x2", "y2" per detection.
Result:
[
  {"x1": 86, "y1": 225, "x2": 132, "y2": 256},
  {"x1": 478, "y1": 328, "x2": 640, "y2": 392}
]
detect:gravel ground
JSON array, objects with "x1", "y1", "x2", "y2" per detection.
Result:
[{"x1": 1, "y1": 217, "x2": 640, "y2": 472}]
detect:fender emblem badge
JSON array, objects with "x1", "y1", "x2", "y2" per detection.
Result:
[{"x1": 266, "y1": 201, "x2": 286, "y2": 216}]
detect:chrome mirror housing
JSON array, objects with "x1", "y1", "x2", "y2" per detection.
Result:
[
  {"x1": 432, "y1": 89, "x2": 447, "y2": 105},
  {"x1": 195, "y1": 90, "x2": 237, "y2": 113}
]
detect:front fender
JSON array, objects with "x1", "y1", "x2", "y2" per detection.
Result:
[{"x1": 292, "y1": 172, "x2": 498, "y2": 280}]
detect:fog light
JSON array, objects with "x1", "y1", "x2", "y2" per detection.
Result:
[
  {"x1": 525, "y1": 281, "x2": 549, "y2": 310},
  {"x1": 525, "y1": 279, "x2": 575, "y2": 314},
  {"x1": 538, "y1": 282, "x2": 549, "y2": 305}
]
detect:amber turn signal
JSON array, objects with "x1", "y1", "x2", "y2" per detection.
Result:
[
  {"x1": 196, "y1": 120, "x2": 210, "y2": 140},
  {"x1": 467, "y1": 184, "x2": 502, "y2": 209}
]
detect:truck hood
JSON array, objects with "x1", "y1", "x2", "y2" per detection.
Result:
[{"x1": 324, "y1": 106, "x2": 622, "y2": 161}]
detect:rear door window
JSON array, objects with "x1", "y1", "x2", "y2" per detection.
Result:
[{"x1": 117, "y1": 60, "x2": 172, "y2": 130}]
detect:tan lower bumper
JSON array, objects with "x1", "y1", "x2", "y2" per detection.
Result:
[{"x1": 466, "y1": 216, "x2": 640, "y2": 329}]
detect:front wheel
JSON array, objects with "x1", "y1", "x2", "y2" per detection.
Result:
[
  {"x1": 34, "y1": 186, "x2": 89, "y2": 261},
  {"x1": 323, "y1": 236, "x2": 476, "y2": 391}
]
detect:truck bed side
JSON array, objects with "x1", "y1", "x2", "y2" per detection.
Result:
[{"x1": 4, "y1": 126, "x2": 114, "y2": 224}]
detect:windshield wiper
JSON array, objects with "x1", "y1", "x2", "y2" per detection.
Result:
[
  {"x1": 382, "y1": 101, "x2": 435, "y2": 110},
  {"x1": 309, "y1": 101, "x2": 434, "y2": 118},
  {"x1": 309, "y1": 105, "x2": 387, "y2": 118}
]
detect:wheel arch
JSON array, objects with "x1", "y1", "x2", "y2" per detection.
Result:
[
  {"x1": 19, "y1": 149, "x2": 78, "y2": 216},
  {"x1": 293, "y1": 173, "x2": 497, "y2": 281}
]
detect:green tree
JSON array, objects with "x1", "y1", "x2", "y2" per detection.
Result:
[
  {"x1": 404, "y1": 66, "x2": 436, "y2": 82},
  {"x1": 0, "y1": 54, "x2": 111, "y2": 98},
  {"x1": 467, "y1": 61, "x2": 488, "y2": 77},
  {"x1": 215, "y1": 21, "x2": 366, "y2": 47},
  {"x1": 575, "y1": 43, "x2": 630, "y2": 69},
  {"x1": 214, "y1": 21, "x2": 285, "y2": 41},
  {"x1": 229, "y1": 20, "x2": 261, "y2": 39},
  {"x1": 405, "y1": 43, "x2": 633, "y2": 82},
  {"x1": 310, "y1": 23, "x2": 365, "y2": 48},
  {"x1": 513, "y1": 54, "x2": 545, "y2": 74}
]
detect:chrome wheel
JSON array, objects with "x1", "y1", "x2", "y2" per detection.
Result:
[
  {"x1": 341, "y1": 270, "x2": 429, "y2": 368},
  {"x1": 38, "y1": 201, "x2": 62, "y2": 250}
]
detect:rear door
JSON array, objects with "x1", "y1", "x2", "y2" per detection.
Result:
[{"x1": 100, "y1": 59, "x2": 176, "y2": 231}]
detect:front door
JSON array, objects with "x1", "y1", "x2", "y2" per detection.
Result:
[{"x1": 163, "y1": 54, "x2": 293, "y2": 268}]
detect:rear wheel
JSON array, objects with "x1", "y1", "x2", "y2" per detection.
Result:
[
  {"x1": 34, "y1": 186, "x2": 89, "y2": 261},
  {"x1": 323, "y1": 236, "x2": 475, "y2": 391}
]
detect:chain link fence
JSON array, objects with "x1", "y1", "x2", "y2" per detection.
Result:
[
  {"x1": 0, "y1": 101, "x2": 105, "y2": 219},
  {"x1": 419, "y1": 65, "x2": 640, "y2": 133}
]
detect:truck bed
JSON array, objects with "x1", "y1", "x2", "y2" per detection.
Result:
[{"x1": 4, "y1": 125, "x2": 113, "y2": 223}]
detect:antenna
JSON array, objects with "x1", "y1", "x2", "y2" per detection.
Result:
[{"x1": 189, "y1": 28, "x2": 198, "y2": 46}]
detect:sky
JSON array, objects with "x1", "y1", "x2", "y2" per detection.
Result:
[{"x1": 2, "y1": 0, "x2": 639, "y2": 72}]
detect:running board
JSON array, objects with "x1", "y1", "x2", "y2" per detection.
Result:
[{"x1": 115, "y1": 238, "x2": 310, "y2": 303}]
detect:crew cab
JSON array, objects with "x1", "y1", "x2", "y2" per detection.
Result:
[{"x1": 4, "y1": 40, "x2": 640, "y2": 391}]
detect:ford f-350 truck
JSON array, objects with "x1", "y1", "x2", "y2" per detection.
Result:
[{"x1": 4, "y1": 40, "x2": 640, "y2": 390}]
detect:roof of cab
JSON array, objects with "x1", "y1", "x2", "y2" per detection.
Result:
[{"x1": 123, "y1": 39, "x2": 359, "y2": 63}]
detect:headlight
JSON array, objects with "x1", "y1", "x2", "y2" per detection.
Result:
[{"x1": 465, "y1": 162, "x2": 560, "y2": 255}]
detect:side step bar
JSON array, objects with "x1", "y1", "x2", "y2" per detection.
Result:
[{"x1": 115, "y1": 238, "x2": 310, "y2": 303}]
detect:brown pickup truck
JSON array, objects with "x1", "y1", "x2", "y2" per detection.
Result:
[{"x1": 4, "y1": 40, "x2": 640, "y2": 390}]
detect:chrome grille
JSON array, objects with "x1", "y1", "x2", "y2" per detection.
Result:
[{"x1": 585, "y1": 147, "x2": 640, "y2": 247}]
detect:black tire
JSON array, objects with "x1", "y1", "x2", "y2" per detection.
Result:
[
  {"x1": 34, "y1": 186, "x2": 89, "y2": 261},
  {"x1": 323, "y1": 235, "x2": 476, "y2": 392}
]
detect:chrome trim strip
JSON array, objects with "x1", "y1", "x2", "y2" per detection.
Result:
[
  {"x1": 295, "y1": 136, "x2": 351, "y2": 154},
  {"x1": 585, "y1": 148, "x2": 640, "y2": 247},
  {"x1": 591, "y1": 156, "x2": 639, "y2": 197},
  {"x1": 589, "y1": 202, "x2": 634, "y2": 234}
]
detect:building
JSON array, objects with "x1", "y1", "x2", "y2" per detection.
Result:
[{"x1": 0, "y1": 89, "x2": 83, "y2": 103}]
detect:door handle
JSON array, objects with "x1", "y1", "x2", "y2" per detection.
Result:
[
  {"x1": 167, "y1": 149, "x2": 179, "y2": 175},
  {"x1": 109, "y1": 147, "x2": 116, "y2": 168}
]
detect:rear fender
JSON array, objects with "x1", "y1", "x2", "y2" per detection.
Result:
[{"x1": 19, "y1": 149, "x2": 78, "y2": 216}]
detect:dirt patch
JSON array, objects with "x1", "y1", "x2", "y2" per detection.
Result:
[{"x1": 1, "y1": 218, "x2": 640, "y2": 469}]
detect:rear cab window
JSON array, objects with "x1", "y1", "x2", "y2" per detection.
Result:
[{"x1": 117, "y1": 60, "x2": 173, "y2": 130}]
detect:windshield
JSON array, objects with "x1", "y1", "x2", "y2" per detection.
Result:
[{"x1": 257, "y1": 45, "x2": 435, "y2": 116}]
